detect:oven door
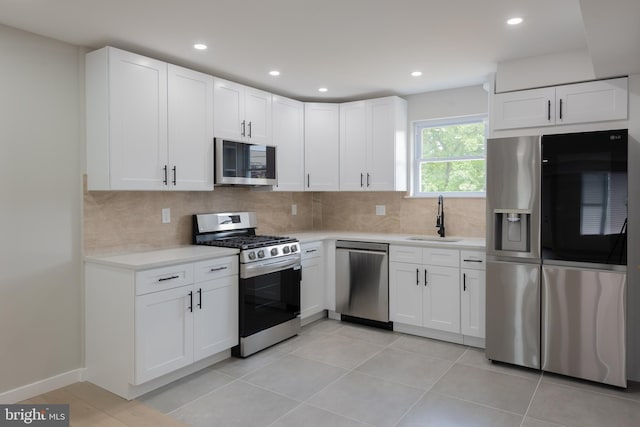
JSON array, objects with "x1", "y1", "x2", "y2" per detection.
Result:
[{"x1": 239, "y1": 257, "x2": 301, "y2": 338}]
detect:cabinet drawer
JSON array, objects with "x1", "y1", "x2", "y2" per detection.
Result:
[
  {"x1": 136, "y1": 263, "x2": 194, "y2": 295},
  {"x1": 194, "y1": 256, "x2": 238, "y2": 283},
  {"x1": 390, "y1": 245, "x2": 423, "y2": 263},
  {"x1": 460, "y1": 250, "x2": 486, "y2": 270},
  {"x1": 423, "y1": 248, "x2": 459, "y2": 267},
  {"x1": 301, "y1": 241, "x2": 323, "y2": 260}
]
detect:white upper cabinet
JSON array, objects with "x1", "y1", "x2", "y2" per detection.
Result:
[
  {"x1": 492, "y1": 77, "x2": 628, "y2": 131},
  {"x1": 167, "y1": 64, "x2": 214, "y2": 191},
  {"x1": 272, "y1": 95, "x2": 305, "y2": 191},
  {"x1": 492, "y1": 87, "x2": 555, "y2": 130},
  {"x1": 339, "y1": 101, "x2": 368, "y2": 190},
  {"x1": 339, "y1": 96, "x2": 407, "y2": 191},
  {"x1": 213, "y1": 78, "x2": 272, "y2": 144},
  {"x1": 304, "y1": 103, "x2": 340, "y2": 191},
  {"x1": 555, "y1": 78, "x2": 628, "y2": 125},
  {"x1": 86, "y1": 47, "x2": 214, "y2": 191}
]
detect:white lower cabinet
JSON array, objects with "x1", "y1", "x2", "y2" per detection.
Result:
[
  {"x1": 301, "y1": 241, "x2": 326, "y2": 320},
  {"x1": 389, "y1": 252, "x2": 460, "y2": 333},
  {"x1": 85, "y1": 254, "x2": 238, "y2": 399},
  {"x1": 390, "y1": 245, "x2": 485, "y2": 342},
  {"x1": 460, "y1": 250, "x2": 486, "y2": 339}
]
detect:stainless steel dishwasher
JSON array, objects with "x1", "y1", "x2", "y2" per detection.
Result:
[{"x1": 335, "y1": 241, "x2": 390, "y2": 328}]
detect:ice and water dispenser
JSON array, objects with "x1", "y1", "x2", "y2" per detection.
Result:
[{"x1": 493, "y1": 210, "x2": 531, "y2": 253}]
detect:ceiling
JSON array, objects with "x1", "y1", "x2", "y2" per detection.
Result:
[{"x1": 0, "y1": 0, "x2": 637, "y2": 102}]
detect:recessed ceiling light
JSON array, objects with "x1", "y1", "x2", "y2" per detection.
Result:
[
  {"x1": 193, "y1": 43, "x2": 208, "y2": 50},
  {"x1": 507, "y1": 17, "x2": 523, "y2": 25},
  {"x1": 318, "y1": 87, "x2": 328, "y2": 93},
  {"x1": 411, "y1": 71, "x2": 423, "y2": 77},
  {"x1": 269, "y1": 70, "x2": 280, "y2": 76}
]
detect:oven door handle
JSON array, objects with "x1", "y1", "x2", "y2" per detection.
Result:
[{"x1": 241, "y1": 256, "x2": 301, "y2": 279}]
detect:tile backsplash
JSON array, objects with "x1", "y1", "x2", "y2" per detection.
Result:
[{"x1": 84, "y1": 184, "x2": 485, "y2": 254}]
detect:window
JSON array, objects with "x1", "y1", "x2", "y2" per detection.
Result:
[{"x1": 413, "y1": 115, "x2": 487, "y2": 197}]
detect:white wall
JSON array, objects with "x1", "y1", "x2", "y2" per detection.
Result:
[
  {"x1": 0, "y1": 24, "x2": 82, "y2": 396},
  {"x1": 405, "y1": 85, "x2": 488, "y2": 123},
  {"x1": 496, "y1": 48, "x2": 596, "y2": 93}
]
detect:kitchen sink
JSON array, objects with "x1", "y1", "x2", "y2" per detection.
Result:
[{"x1": 406, "y1": 236, "x2": 462, "y2": 242}]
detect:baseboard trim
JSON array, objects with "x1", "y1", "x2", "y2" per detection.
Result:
[{"x1": 0, "y1": 369, "x2": 85, "y2": 404}]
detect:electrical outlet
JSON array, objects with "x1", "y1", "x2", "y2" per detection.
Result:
[
  {"x1": 291, "y1": 204, "x2": 298, "y2": 215},
  {"x1": 161, "y1": 208, "x2": 171, "y2": 224},
  {"x1": 375, "y1": 205, "x2": 386, "y2": 216}
]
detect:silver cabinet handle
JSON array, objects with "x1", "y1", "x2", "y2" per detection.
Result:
[
  {"x1": 163, "y1": 165, "x2": 168, "y2": 185},
  {"x1": 158, "y1": 275, "x2": 179, "y2": 282},
  {"x1": 172, "y1": 166, "x2": 177, "y2": 185},
  {"x1": 209, "y1": 266, "x2": 228, "y2": 272},
  {"x1": 241, "y1": 120, "x2": 246, "y2": 136},
  {"x1": 248, "y1": 121, "x2": 252, "y2": 138},
  {"x1": 416, "y1": 268, "x2": 419, "y2": 286},
  {"x1": 361, "y1": 173, "x2": 364, "y2": 187},
  {"x1": 307, "y1": 174, "x2": 310, "y2": 188},
  {"x1": 367, "y1": 173, "x2": 370, "y2": 187}
]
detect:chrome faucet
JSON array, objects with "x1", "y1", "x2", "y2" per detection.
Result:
[{"x1": 436, "y1": 195, "x2": 445, "y2": 237}]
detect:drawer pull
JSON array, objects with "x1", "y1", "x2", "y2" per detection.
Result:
[
  {"x1": 463, "y1": 259, "x2": 483, "y2": 263},
  {"x1": 209, "y1": 266, "x2": 228, "y2": 272},
  {"x1": 305, "y1": 249, "x2": 318, "y2": 254},
  {"x1": 158, "y1": 275, "x2": 179, "y2": 282}
]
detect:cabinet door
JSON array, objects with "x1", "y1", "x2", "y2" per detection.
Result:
[
  {"x1": 492, "y1": 87, "x2": 555, "y2": 130},
  {"x1": 423, "y1": 265, "x2": 460, "y2": 333},
  {"x1": 109, "y1": 48, "x2": 168, "y2": 190},
  {"x1": 244, "y1": 87, "x2": 272, "y2": 144},
  {"x1": 304, "y1": 103, "x2": 340, "y2": 191},
  {"x1": 461, "y1": 269, "x2": 485, "y2": 338},
  {"x1": 193, "y1": 276, "x2": 238, "y2": 361},
  {"x1": 168, "y1": 64, "x2": 214, "y2": 191},
  {"x1": 213, "y1": 78, "x2": 245, "y2": 140},
  {"x1": 339, "y1": 101, "x2": 368, "y2": 191},
  {"x1": 272, "y1": 95, "x2": 305, "y2": 191},
  {"x1": 367, "y1": 97, "x2": 403, "y2": 191},
  {"x1": 135, "y1": 286, "x2": 193, "y2": 384},
  {"x1": 301, "y1": 256, "x2": 326, "y2": 319},
  {"x1": 556, "y1": 78, "x2": 628, "y2": 125},
  {"x1": 389, "y1": 262, "x2": 423, "y2": 327}
]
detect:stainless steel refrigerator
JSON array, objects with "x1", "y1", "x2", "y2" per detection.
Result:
[{"x1": 485, "y1": 130, "x2": 628, "y2": 387}]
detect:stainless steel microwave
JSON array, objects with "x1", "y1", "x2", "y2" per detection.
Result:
[{"x1": 214, "y1": 138, "x2": 277, "y2": 186}]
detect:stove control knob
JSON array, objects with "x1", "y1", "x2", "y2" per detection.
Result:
[
  {"x1": 248, "y1": 251, "x2": 256, "y2": 260},
  {"x1": 290, "y1": 244, "x2": 298, "y2": 253},
  {"x1": 271, "y1": 248, "x2": 278, "y2": 256},
  {"x1": 257, "y1": 250, "x2": 265, "y2": 259},
  {"x1": 282, "y1": 246, "x2": 290, "y2": 254}
]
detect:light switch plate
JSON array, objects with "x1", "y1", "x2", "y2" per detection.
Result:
[
  {"x1": 291, "y1": 204, "x2": 297, "y2": 215},
  {"x1": 161, "y1": 208, "x2": 171, "y2": 224},
  {"x1": 375, "y1": 205, "x2": 386, "y2": 216}
]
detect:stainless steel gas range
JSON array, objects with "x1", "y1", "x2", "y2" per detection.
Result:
[{"x1": 193, "y1": 212, "x2": 301, "y2": 357}]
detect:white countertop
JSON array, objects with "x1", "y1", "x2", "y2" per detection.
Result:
[
  {"x1": 290, "y1": 231, "x2": 485, "y2": 250},
  {"x1": 85, "y1": 245, "x2": 239, "y2": 270},
  {"x1": 84, "y1": 232, "x2": 484, "y2": 270}
]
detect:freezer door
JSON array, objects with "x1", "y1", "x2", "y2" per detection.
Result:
[
  {"x1": 486, "y1": 260, "x2": 540, "y2": 369},
  {"x1": 542, "y1": 265, "x2": 626, "y2": 387}
]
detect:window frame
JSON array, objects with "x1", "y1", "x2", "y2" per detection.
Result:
[{"x1": 411, "y1": 114, "x2": 488, "y2": 198}]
